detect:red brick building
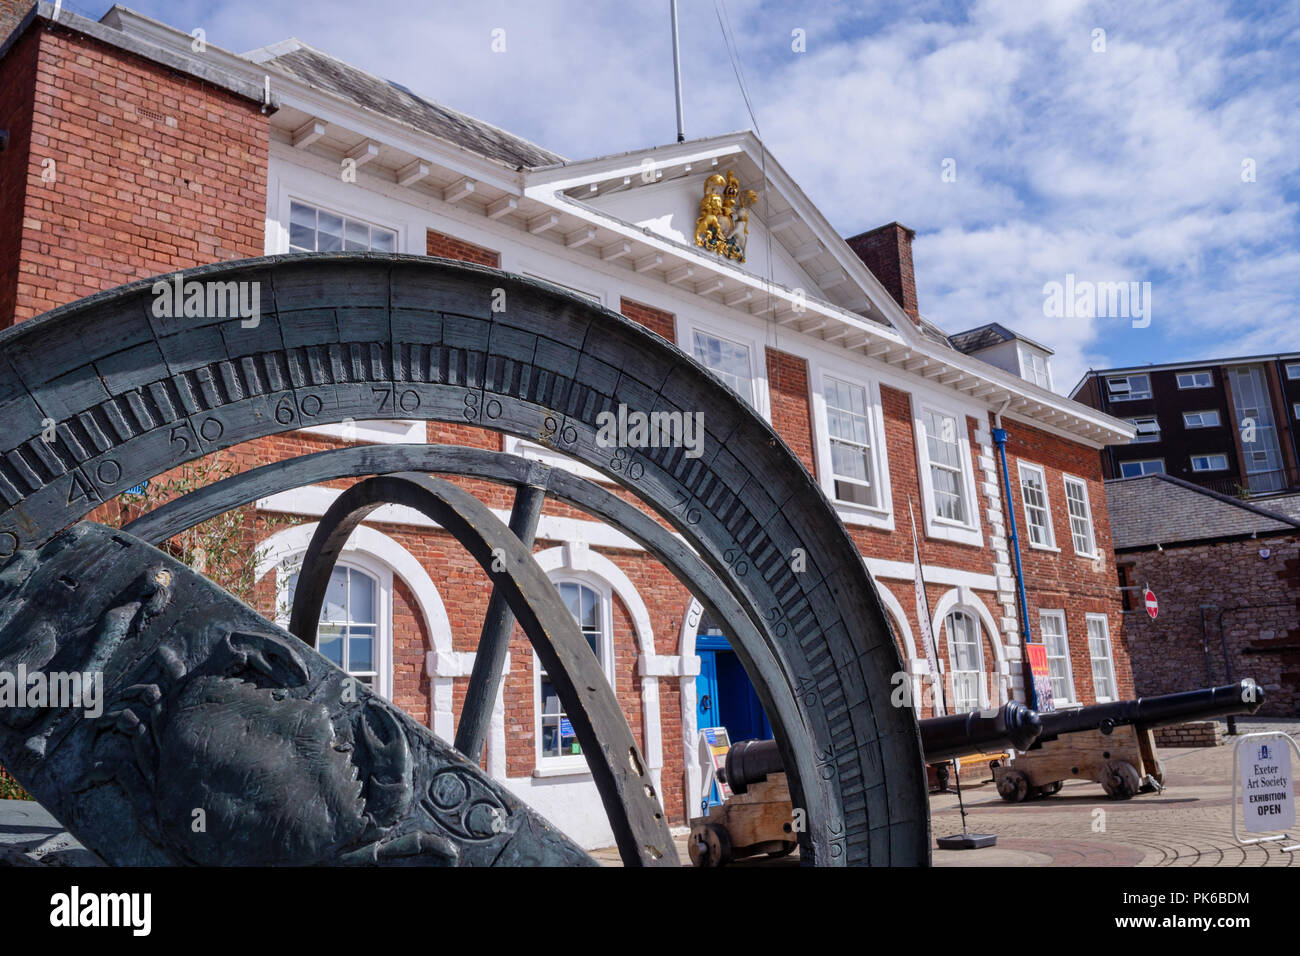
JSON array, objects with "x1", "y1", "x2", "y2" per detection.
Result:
[
  {"x1": 1108, "y1": 475, "x2": 1300, "y2": 716},
  {"x1": 0, "y1": 2, "x2": 1136, "y2": 847}
]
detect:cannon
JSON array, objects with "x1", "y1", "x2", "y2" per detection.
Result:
[
  {"x1": 688, "y1": 683, "x2": 1266, "y2": 863},
  {"x1": 721, "y1": 701, "x2": 1043, "y2": 795},
  {"x1": 688, "y1": 702, "x2": 1041, "y2": 864},
  {"x1": 1036, "y1": 680, "x2": 1264, "y2": 740},
  {"x1": 993, "y1": 679, "x2": 1264, "y2": 802}
]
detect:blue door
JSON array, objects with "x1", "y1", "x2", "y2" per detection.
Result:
[{"x1": 696, "y1": 630, "x2": 772, "y2": 807}]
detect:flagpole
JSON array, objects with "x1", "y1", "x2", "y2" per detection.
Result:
[{"x1": 669, "y1": 0, "x2": 686, "y2": 142}]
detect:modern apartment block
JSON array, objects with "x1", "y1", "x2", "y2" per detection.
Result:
[{"x1": 1072, "y1": 355, "x2": 1300, "y2": 497}]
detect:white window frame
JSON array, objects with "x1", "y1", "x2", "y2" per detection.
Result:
[
  {"x1": 299, "y1": 419, "x2": 429, "y2": 444},
  {"x1": 1038, "y1": 609, "x2": 1077, "y2": 706},
  {"x1": 945, "y1": 609, "x2": 987, "y2": 713},
  {"x1": 1286, "y1": 363, "x2": 1300, "y2": 381},
  {"x1": 287, "y1": 198, "x2": 398, "y2": 255},
  {"x1": 1293, "y1": 402, "x2": 1300, "y2": 420},
  {"x1": 1106, "y1": 374, "x2": 1151, "y2": 401},
  {"x1": 913, "y1": 398, "x2": 982, "y2": 546},
  {"x1": 1175, "y1": 370, "x2": 1213, "y2": 389},
  {"x1": 1182, "y1": 410, "x2": 1222, "y2": 429},
  {"x1": 676, "y1": 317, "x2": 771, "y2": 422},
  {"x1": 274, "y1": 552, "x2": 393, "y2": 701},
  {"x1": 1119, "y1": 458, "x2": 1164, "y2": 477},
  {"x1": 533, "y1": 574, "x2": 616, "y2": 774},
  {"x1": 690, "y1": 329, "x2": 762, "y2": 411},
  {"x1": 1018, "y1": 345, "x2": 1052, "y2": 389},
  {"x1": 1062, "y1": 473, "x2": 1098, "y2": 557},
  {"x1": 1127, "y1": 417, "x2": 1161, "y2": 443},
  {"x1": 1016, "y1": 460, "x2": 1057, "y2": 551},
  {"x1": 1086, "y1": 613, "x2": 1118, "y2": 703},
  {"x1": 1190, "y1": 453, "x2": 1229, "y2": 472},
  {"x1": 808, "y1": 359, "x2": 893, "y2": 529}
]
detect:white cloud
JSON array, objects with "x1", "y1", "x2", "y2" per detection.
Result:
[{"x1": 132, "y1": 0, "x2": 1300, "y2": 392}]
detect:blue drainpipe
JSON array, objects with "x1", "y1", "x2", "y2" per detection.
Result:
[{"x1": 992, "y1": 425, "x2": 1038, "y2": 709}]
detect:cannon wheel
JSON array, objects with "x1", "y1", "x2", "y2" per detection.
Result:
[
  {"x1": 1100, "y1": 760, "x2": 1142, "y2": 799},
  {"x1": 996, "y1": 769, "x2": 1029, "y2": 803},
  {"x1": 688, "y1": 823, "x2": 732, "y2": 867},
  {"x1": 0, "y1": 254, "x2": 930, "y2": 865}
]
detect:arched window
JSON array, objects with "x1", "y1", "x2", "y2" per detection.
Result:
[
  {"x1": 284, "y1": 560, "x2": 389, "y2": 698},
  {"x1": 537, "y1": 578, "x2": 612, "y2": 766},
  {"x1": 945, "y1": 610, "x2": 985, "y2": 713}
]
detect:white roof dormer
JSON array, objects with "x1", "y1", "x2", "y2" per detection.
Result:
[{"x1": 948, "y1": 323, "x2": 1054, "y2": 391}]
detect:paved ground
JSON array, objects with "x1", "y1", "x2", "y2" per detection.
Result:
[
  {"x1": 598, "y1": 718, "x2": 1300, "y2": 867},
  {"x1": 931, "y1": 718, "x2": 1299, "y2": 867},
  {"x1": 5, "y1": 719, "x2": 1295, "y2": 866},
  {"x1": 0, "y1": 798, "x2": 101, "y2": 866}
]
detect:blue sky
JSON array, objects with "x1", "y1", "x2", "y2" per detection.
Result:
[{"x1": 77, "y1": 0, "x2": 1300, "y2": 393}]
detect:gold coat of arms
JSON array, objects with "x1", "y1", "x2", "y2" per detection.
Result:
[{"x1": 694, "y1": 170, "x2": 758, "y2": 262}]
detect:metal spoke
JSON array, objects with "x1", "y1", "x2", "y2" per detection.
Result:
[
  {"x1": 455, "y1": 476, "x2": 547, "y2": 762},
  {"x1": 287, "y1": 473, "x2": 677, "y2": 867}
]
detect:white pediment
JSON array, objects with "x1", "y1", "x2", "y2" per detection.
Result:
[
  {"x1": 524, "y1": 133, "x2": 900, "y2": 331},
  {"x1": 588, "y1": 174, "x2": 822, "y2": 296}
]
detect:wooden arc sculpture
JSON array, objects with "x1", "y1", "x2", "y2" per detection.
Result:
[{"x1": 0, "y1": 253, "x2": 930, "y2": 866}]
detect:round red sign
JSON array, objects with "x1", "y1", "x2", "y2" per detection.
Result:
[{"x1": 1144, "y1": 588, "x2": 1158, "y2": 619}]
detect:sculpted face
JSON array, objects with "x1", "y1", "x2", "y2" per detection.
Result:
[{"x1": 157, "y1": 673, "x2": 374, "y2": 865}]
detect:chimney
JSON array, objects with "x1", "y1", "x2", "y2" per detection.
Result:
[{"x1": 846, "y1": 222, "x2": 919, "y2": 325}]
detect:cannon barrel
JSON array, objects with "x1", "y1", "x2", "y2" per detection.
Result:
[
  {"x1": 720, "y1": 702, "x2": 1043, "y2": 793},
  {"x1": 720, "y1": 738, "x2": 787, "y2": 795},
  {"x1": 920, "y1": 701, "x2": 1042, "y2": 763},
  {"x1": 1037, "y1": 679, "x2": 1264, "y2": 741}
]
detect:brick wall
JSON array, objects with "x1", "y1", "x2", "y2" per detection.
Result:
[
  {"x1": 619, "y1": 296, "x2": 675, "y2": 341},
  {"x1": 1119, "y1": 534, "x2": 1300, "y2": 716},
  {"x1": 1001, "y1": 416, "x2": 1135, "y2": 703},
  {"x1": 765, "y1": 347, "x2": 817, "y2": 476},
  {"x1": 426, "y1": 228, "x2": 500, "y2": 267},
  {"x1": 2, "y1": 23, "x2": 268, "y2": 325},
  {"x1": 850, "y1": 384, "x2": 989, "y2": 571},
  {"x1": 1154, "y1": 721, "x2": 1224, "y2": 748}
]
